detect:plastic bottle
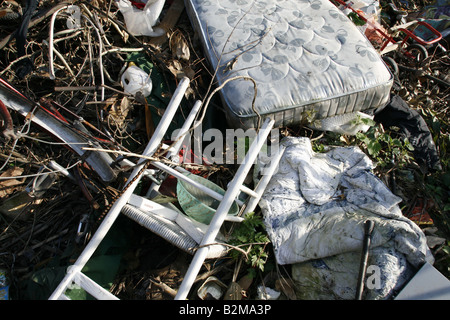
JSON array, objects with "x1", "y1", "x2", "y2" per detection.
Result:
[{"x1": 0, "y1": 269, "x2": 10, "y2": 300}]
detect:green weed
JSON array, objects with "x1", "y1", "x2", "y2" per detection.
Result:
[
  {"x1": 229, "y1": 212, "x2": 271, "y2": 277},
  {"x1": 355, "y1": 118, "x2": 415, "y2": 169}
]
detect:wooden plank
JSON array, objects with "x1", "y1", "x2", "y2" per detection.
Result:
[{"x1": 149, "y1": 0, "x2": 185, "y2": 46}]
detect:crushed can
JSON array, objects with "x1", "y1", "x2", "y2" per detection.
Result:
[{"x1": 0, "y1": 269, "x2": 10, "y2": 300}]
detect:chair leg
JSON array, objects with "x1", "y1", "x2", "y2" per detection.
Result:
[{"x1": 175, "y1": 118, "x2": 275, "y2": 300}]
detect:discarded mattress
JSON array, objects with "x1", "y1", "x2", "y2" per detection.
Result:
[
  {"x1": 257, "y1": 137, "x2": 434, "y2": 299},
  {"x1": 185, "y1": 0, "x2": 394, "y2": 129}
]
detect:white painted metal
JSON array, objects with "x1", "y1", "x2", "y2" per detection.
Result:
[
  {"x1": 242, "y1": 145, "x2": 286, "y2": 215},
  {"x1": 145, "y1": 100, "x2": 203, "y2": 197},
  {"x1": 73, "y1": 271, "x2": 119, "y2": 300},
  {"x1": 175, "y1": 118, "x2": 275, "y2": 300},
  {"x1": 49, "y1": 77, "x2": 282, "y2": 301},
  {"x1": 0, "y1": 85, "x2": 116, "y2": 182},
  {"x1": 152, "y1": 160, "x2": 245, "y2": 207},
  {"x1": 49, "y1": 77, "x2": 190, "y2": 300},
  {"x1": 128, "y1": 194, "x2": 179, "y2": 221}
]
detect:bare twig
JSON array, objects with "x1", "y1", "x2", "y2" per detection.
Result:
[{"x1": 149, "y1": 277, "x2": 178, "y2": 298}]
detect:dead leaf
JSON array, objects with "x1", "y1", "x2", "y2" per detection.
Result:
[
  {"x1": 0, "y1": 166, "x2": 25, "y2": 198},
  {"x1": 108, "y1": 96, "x2": 132, "y2": 127},
  {"x1": 167, "y1": 60, "x2": 195, "y2": 80},
  {"x1": 169, "y1": 30, "x2": 190, "y2": 61},
  {"x1": 167, "y1": 60, "x2": 183, "y2": 78}
]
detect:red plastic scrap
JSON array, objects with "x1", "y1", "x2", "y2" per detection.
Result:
[
  {"x1": 407, "y1": 198, "x2": 434, "y2": 225},
  {"x1": 0, "y1": 99, "x2": 15, "y2": 140},
  {"x1": 130, "y1": 1, "x2": 146, "y2": 9}
]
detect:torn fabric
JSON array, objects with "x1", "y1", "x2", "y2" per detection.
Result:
[{"x1": 258, "y1": 137, "x2": 434, "y2": 299}]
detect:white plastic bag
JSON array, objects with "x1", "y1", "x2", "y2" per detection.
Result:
[
  {"x1": 310, "y1": 111, "x2": 373, "y2": 135},
  {"x1": 121, "y1": 65, "x2": 153, "y2": 97},
  {"x1": 115, "y1": 0, "x2": 166, "y2": 36}
]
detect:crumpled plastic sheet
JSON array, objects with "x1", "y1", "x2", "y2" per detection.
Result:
[
  {"x1": 116, "y1": 0, "x2": 165, "y2": 37},
  {"x1": 258, "y1": 137, "x2": 434, "y2": 299}
]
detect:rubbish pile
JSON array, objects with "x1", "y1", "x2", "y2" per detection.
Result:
[{"x1": 0, "y1": 0, "x2": 449, "y2": 301}]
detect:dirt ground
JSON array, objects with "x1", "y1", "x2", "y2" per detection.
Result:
[{"x1": 0, "y1": 0, "x2": 448, "y2": 300}]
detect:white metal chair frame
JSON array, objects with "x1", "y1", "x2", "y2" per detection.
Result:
[{"x1": 49, "y1": 77, "x2": 284, "y2": 300}]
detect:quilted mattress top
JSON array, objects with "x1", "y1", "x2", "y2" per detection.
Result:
[{"x1": 186, "y1": 0, "x2": 393, "y2": 122}]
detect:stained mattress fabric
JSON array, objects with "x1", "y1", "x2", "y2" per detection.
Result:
[
  {"x1": 185, "y1": 0, "x2": 393, "y2": 129},
  {"x1": 257, "y1": 137, "x2": 434, "y2": 299}
]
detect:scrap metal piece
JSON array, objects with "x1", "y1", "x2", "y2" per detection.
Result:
[{"x1": 0, "y1": 82, "x2": 116, "y2": 183}]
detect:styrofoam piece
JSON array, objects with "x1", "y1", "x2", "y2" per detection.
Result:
[
  {"x1": 66, "y1": 5, "x2": 81, "y2": 29},
  {"x1": 395, "y1": 262, "x2": 450, "y2": 300}
]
